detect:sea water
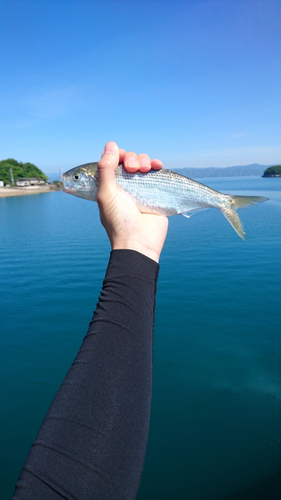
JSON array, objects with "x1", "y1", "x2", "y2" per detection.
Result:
[{"x1": 0, "y1": 177, "x2": 280, "y2": 500}]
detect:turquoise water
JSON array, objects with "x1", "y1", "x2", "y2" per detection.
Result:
[{"x1": 1, "y1": 177, "x2": 280, "y2": 499}]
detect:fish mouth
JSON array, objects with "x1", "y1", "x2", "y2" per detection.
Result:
[
  {"x1": 62, "y1": 174, "x2": 94, "y2": 200},
  {"x1": 62, "y1": 175, "x2": 76, "y2": 194},
  {"x1": 62, "y1": 181, "x2": 88, "y2": 194}
]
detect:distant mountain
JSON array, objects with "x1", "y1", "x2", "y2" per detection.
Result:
[
  {"x1": 176, "y1": 164, "x2": 270, "y2": 179},
  {"x1": 47, "y1": 164, "x2": 272, "y2": 181}
]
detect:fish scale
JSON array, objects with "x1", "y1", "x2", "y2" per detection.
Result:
[{"x1": 115, "y1": 165, "x2": 226, "y2": 215}]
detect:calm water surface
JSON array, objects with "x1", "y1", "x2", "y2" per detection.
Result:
[{"x1": 1, "y1": 177, "x2": 280, "y2": 499}]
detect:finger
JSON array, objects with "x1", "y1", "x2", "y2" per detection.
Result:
[
  {"x1": 97, "y1": 141, "x2": 119, "y2": 202},
  {"x1": 123, "y1": 152, "x2": 139, "y2": 173},
  {"x1": 151, "y1": 159, "x2": 163, "y2": 170},
  {"x1": 138, "y1": 154, "x2": 151, "y2": 173}
]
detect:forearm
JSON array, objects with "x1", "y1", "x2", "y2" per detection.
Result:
[{"x1": 12, "y1": 250, "x2": 159, "y2": 500}]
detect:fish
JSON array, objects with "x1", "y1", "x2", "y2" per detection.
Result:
[{"x1": 62, "y1": 162, "x2": 268, "y2": 240}]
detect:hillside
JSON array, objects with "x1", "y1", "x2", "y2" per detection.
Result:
[
  {"x1": 262, "y1": 165, "x2": 281, "y2": 177},
  {"x1": 0, "y1": 159, "x2": 48, "y2": 184}
]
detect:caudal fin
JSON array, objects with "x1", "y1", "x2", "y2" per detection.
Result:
[{"x1": 221, "y1": 195, "x2": 268, "y2": 240}]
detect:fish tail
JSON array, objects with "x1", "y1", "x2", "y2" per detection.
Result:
[
  {"x1": 221, "y1": 195, "x2": 268, "y2": 240},
  {"x1": 230, "y1": 195, "x2": 268, "y2": 209}
]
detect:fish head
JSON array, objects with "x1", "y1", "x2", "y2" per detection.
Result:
[{"x1": 62, "y1": 162, "x2": 98, "y2": 201}]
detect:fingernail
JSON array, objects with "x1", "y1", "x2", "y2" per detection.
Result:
[
  {"x1": 103, "y1": 144, "x2": 117, "y2": 155},
  {"x1": 126, "y1": 157, "x2": 137, "y2": 167},
  {"x1": 140, "y1": 158, "x2": 149, "y2": 167}
]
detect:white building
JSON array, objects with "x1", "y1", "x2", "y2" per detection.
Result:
[
  {"x1": 16, "y1": 178, "x2": 45, "y2": 187},
  {"x1": 16, "y1": 179, "x2": 30, "y2": 187}
]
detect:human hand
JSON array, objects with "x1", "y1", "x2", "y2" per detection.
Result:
[{"x1": 97, "y1": 141, "x2": 168, "y2": 263}]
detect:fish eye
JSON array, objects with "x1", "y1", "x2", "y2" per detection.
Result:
[{"x1": 73, "y1": 173, "x2": 81, "y2": 182}]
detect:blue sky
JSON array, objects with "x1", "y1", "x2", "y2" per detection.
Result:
[{"x1": 1, "y1": 0, "x2": 281, "y2": 174}]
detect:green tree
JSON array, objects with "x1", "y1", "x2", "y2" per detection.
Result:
[
  {"x1": 52, "y1": 180, "x2": 63, "y2": 187},
  {"x1": 0, "y1": 159, "x2": 48, "y2": 184},
  {"x1": 263, "y1": 165, "x2": 281, "y2": 177}
]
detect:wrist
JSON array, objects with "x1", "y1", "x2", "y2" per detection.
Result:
[{"x1": 111, "y1": 239, "x2": 161, "y2": 263}]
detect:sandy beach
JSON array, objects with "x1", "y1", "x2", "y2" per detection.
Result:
[{"x1": 0, "y1": 186, "x2": 61, "y2": 198}]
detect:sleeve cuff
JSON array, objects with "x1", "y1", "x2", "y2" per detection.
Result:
[{"x1": 104, "y1": 249, "x2": 159, "y2": 284}]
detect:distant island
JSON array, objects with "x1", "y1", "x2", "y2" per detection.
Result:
[
  {"x1": 0, "y1": 159, "x2": 64, "y2": 198},
  {"x1": 262, "y1": 165, "x2": 281, "y2": 177},
  {"x1": 0, "y1": 158, "x2": 48, "y2": 185},
  {"x1": 176, "y1": 163, "x2": 270, "y2": 179}
]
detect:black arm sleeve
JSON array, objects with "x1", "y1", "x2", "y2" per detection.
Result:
[{"x1": 12, "y1": 250, "x2": 159, "y2": 500}]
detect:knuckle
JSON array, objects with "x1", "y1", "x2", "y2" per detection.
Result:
[{"x1": 98, "y1": 157, "x2": 111, "y2": 169}]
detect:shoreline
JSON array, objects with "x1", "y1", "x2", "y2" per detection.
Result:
[
  {"x1": 262, "y1": 174, "x2": 281, "y2": 178},
  {"x1": 0, "y1": 186, "x2": 62, "y2": 198}
]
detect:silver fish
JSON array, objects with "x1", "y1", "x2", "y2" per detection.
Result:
[{"x1": 62, "y1": 162, "x2": 268, "y2": 240}]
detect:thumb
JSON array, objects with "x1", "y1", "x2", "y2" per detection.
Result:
[{"x1": 97, "y1": 142, "x2": 119, "y2": 204}]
